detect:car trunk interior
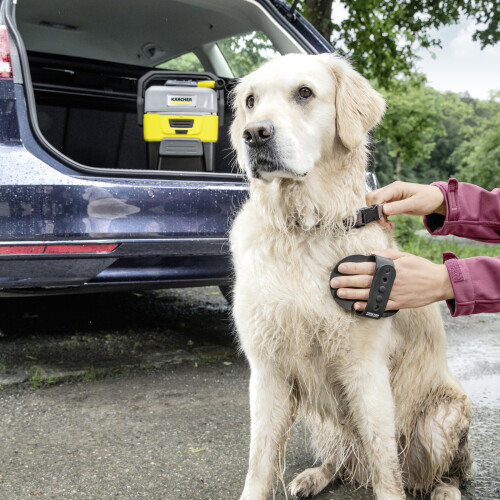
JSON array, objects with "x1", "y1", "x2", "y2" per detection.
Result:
[
  {"x1": 13, "y1": 0, "x2": 304, "y2": 177},
  {"x1": 26, "y1": 52, "x2": 236, "y2": 173}
]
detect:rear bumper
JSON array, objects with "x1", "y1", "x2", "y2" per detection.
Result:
[{"x1": 0, "y1": 238, "x2": 233, "y2": 296}]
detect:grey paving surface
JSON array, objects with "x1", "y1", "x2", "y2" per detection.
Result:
[{"x1": 0, "y1": 288, "x2": 498, "y2": 499}]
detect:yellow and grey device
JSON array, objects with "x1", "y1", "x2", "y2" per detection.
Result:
[{"x1": 141, "y1": 76, "x2": 220, "y2": 172}]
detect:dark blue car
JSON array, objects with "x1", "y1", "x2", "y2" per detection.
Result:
[{"x1": 0, "y1": 0, "x2": 331, "y2": 297}]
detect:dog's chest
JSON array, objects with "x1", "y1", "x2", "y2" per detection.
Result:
[
  {"x1": 237, "y1": 227, "x2": 333, "y2": 300},
  {"x1": 230, "y1": 220, "x2": 355, "y2": 356}
]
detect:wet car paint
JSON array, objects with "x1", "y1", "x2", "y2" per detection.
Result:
[
  {"x1": 0, "y1": 82, "x2": 248, "y2": 241},
  {"x1": 0, "y1": 79, "x2": 248, "y2": 293},
  {"x1": 0, "y1": 0, "x2": 333, "y2": 295}
]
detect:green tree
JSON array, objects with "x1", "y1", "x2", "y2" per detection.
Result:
[
  {"x1": 297, "y1": 1, "x2": 499, "y2": 86},
  {"x1": 217, "y1": 31, "x2": 279, "y2": 77},
  {"x1": 452, "y1": 96, "x2": 500, "y2": 191},
  {"x1": 157, "y1": 52, "x2": 204, "y2": 72},
  {"x1": 158, "y1": 31, "x2": 278, "y2": 77},
  {"x1": 372, "y1": 138, "x2": 394, "y2": 187},
  {"x1": 375, "y1": 77, "x2": 446, "y2": 182},
  {"x1": 411, "y1": 91, "x2": 473, "y2": 183}
]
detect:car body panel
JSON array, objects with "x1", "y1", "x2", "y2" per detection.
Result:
[
  {"x1": 0, "y1": 0, "x2": 332, "y2": 296},
  {"x1": 0, "y1": 81, "x2": 246, "y2": 295}
]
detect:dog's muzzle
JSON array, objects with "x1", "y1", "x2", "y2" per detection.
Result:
[{"x1": 242, "y1": 120, "x2": 287, "y2": 179}]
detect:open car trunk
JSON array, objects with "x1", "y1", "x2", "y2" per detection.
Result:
[
  {"x1": 13, "y1": 0, "x2": 316, "y2": 179},
  {"x1": 27, "y1": 52, "x2": 236, "y2": 174}
]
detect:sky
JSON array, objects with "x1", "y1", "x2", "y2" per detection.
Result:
[
  {"x1": 417, "y1": 20, "x2": 500, "y2": 100},
  {"x1": 331, "y1": 1, "x2": 500, "y2": 100}
]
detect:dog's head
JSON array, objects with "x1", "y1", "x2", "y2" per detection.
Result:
[{"x1": 230, "y1": 53, "x2": 385, "y2": 183}]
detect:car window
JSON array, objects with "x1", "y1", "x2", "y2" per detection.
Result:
[
  {"x1": 17, "y1": 0, "x2": 302, "y2": 70},
  {"x1": 217, "y1": 31, "x2": 279, "y2": 77},
  {"x1": 156, "y1": 52, "x2": 204, "y2": 72}
]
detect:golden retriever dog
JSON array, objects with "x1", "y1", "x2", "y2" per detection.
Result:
[{"x1": 229, "y1": 53, "x2": 473, "y2": 500}]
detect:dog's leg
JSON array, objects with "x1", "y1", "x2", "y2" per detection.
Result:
[
  {"x1": 289, "y1": 456, "x2": 338, "y2": 498},
  {"x1": 406, "y1": 395, "x2": 473, "y2": 499},
  {"x1": 240, "y1": 359, "x2": 293, "y2": 500},
  {"x1": 339, "y1": 326, "x2": 405, "y2": 500},
  {"x1": 430, "y1": 477, "x2": 461, "y2": 500}
]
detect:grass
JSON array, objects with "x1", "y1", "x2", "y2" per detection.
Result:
[
  {"x1": 29, "y1": 371, "x2": 44, "y2": 389},
  {"x1": 392, "y1": 214, "x2": 498, "y2": 263}
]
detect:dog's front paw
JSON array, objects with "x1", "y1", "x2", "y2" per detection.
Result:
[
  {"x1": 430, "y1": 485, "x2": 461, "y2": 500},
  {"x1": 289, "y1": 467, "x2": 331, "y2": 498}
]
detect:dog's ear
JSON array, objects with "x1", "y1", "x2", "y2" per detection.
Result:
[{"x1": 320, "y1": 54, "x2": 386, "y2": 150}]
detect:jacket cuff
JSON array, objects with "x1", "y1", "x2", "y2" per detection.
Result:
[
  {"x1": 423, "y1": 179, "x2": 459, "y2": 236},
  {"x1": 424, "y1": 212, "x2": 446, "y2": 232},
  {"x1": 443, "y1": 252, "x2": 475, "y2": 317}
]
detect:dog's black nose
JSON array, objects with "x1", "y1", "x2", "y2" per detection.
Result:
[{"x1": 243, "y1": 121, "x2": 274, "y2": 147}]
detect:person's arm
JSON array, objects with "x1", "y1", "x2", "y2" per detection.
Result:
[
  {"x1": 443, "y1": 253, "x2": 500, "y2": 316},
  {"x1": 331, "y1": 180, "x2": 500, "y2": 317},
  {"x1": 331, "y1": 250, "x2": 500, "y2": 317},
  {"x1": 423, "y1": 179, "x2": 500, "y2": 243},
  {"x1": 330, "y1": 249, "x2": 454, "y2": 312}
]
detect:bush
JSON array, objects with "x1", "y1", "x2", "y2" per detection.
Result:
[{"x1": 391, "y1": 214, "x2": 497, "y2": 263}]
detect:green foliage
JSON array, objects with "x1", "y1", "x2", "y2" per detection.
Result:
[
  {"x1": 293, "y1": 0, "x2": 499, "y2": 185},
  {"x1": 375, "y1": 76, "x2": 447, "y2": 182},
  {"x1": 29, "y1": 371, "x2": 44, "y2": 389},
  {"x1": 372, "y1": 79, "x2": 500, "y2": 187},
  {"x1": 296, "y1": 0, "x2": 499, "y2": 87},
  {"x1": 399, "y1": 234, "x2": 499, "y2": 264},
  {"x1": 411, "y1": 92, "x2": 473, "y2": 182},
  {"x1": 156, "y1": 31, "x2": 279, "y2": 77},
  {"x1": 392, "y1": 215, "x2": 498, "y2": 264},
  {"x1": 85, "y1": 367, "x2": 100, "y2": 382},
  {"x1": 392, "y1": 214, "x2": 424, "y2": 247},
  {"x1": 372, "y1": 138, "x2": 394, "y2": 187},
  {"x1": 452, "y1": 96, "x2": 500, "y2": 191},
  {"x1": 217, "y1": 31, "x2": 279, "y2": 77},
  {"x1": 472, "y1": 4, "x2": 500, "y2": 47},
  {"x1": 157, "y1": 52, "x2": 204, "y2": 72}
]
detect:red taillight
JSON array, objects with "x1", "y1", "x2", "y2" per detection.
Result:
[
  {"x1": 0, "y1": 25, "x2": 13, "y2": 79},
  {"x1": 44, "y1": 244, "x2": 119, "y2": 254},
  {"x1": 0, "y1": 245, "x2": 44, "y2": 254},
  {"x1": 0, "y1": 244, "x2": 120, "y2": 255}
]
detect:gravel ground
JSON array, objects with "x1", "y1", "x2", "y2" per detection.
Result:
[{"x1": 0, "y1": 288, "x2": 498, "y2": 500}]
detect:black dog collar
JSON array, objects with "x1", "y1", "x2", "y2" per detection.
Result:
[{"x1": 353, "y1": 204, "x2": 385, "y2": 228}]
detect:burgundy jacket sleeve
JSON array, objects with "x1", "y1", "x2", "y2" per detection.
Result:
[
  {"x1": 442, "y1": 253, "x2": 500, "y2": 317},
  {"x1": 423, "y1": 178, "x2": 500, "y2": 243},
  {"x1": 422, "y1": 179, "x2": 500, "y2": 317}
]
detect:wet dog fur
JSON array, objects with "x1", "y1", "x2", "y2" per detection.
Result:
[{"x1": 229, "y1": 53, "x2": 473, "y2": 500}]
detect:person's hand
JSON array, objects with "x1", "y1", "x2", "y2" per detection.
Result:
[
  {"x1": 329, "y1": 248, "x2": 454, "y2": 311},
  {"x1": 367, "y1": 181, "x2": 446, "y2": 219}
]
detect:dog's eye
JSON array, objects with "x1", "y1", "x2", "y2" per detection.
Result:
[
  {"x1": 298, "y1": 87, "x2": 313, "y2": 100},
  {"x1": 246, "y1": 95, "x2": 255, "y2": 109}
]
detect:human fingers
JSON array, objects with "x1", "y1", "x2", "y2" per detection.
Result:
[
  {"x1": 353, "y1": 299, "x2": 398, "y2": 312},
  {"x1": 377, "y1": 216, "x2": 395, "y2": 232},
  {"x1": 336, "y1": 287, "x2": 370, "y2": 301},
  {"x1": 366, "y1": 181, "x2": 411, "y2": 206},
  {"x1": 371, "y1": 248, "x2": 410, "y2": 260},
  {"x1": 337, "y1": 261, "x2": 376, "y2": 276},
  {"x1": 382, "y1": 198, "x2": 424, "y2": 217},
  {"x1": 367, "y1": 183, "x2": 446, "y2": 217},
  {"x1": 330, "y1": 274, "x2": 373, "y2": 290},
  {"x1": 366, "y1": 182, "x2": 423, "y2": 217},
  {"x1": 382, "y1": 189, "x2": 445, "y2": 216}
]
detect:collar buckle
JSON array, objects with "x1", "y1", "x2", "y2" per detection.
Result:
[{"x1": 354, "y1": 204, "x2": 384, "y2": 228}]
